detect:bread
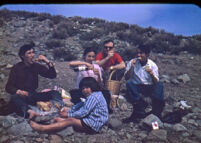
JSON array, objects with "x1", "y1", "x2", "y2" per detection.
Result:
[{"x1": 37, "y1": 101, "x2": 52, "y2": 111}]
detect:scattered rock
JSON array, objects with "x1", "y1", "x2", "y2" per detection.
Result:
[
  {"x1": 49, "y1": 135, "x2": 63, "y2": 143},
  {"x1": 0, "y1": 135, "x2": 10, "y2": 143},
  {"x1": 171, "y1": 79, "x2": 180, "y2": 85},
  {"x1": 172, "y1": 123, "x2": 187, "y2": 132},
  {"x1": 192, "y1": 130, "x2": 201, "y2": 141},
  {"x1": 6, "y1": 64, "x2": 13, "y2": 69},
  {"x1": 177, "y1": 74, "x2": 191, "y2": 83},
  {"x1": 142, "y1": 114, "x2": 163, "y2": 129},
  {"x1": 7, "y1": 121, "x2": 35, "y2": 136},
  {"x1": 108, "y1": 118, "x2": 122, "y2": 130},
  {"x1": 143, "y1": 129, "x2": 167, "y2": 142},
  {"x1": 56, "y1": 126, "x2": 74, "y2": 137}
]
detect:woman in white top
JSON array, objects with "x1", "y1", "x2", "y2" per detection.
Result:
[
  {"x1": 69, "y1": 47, "x2": 103, "y2": 88},
  {"x1": 69, "y1": 47, "x2": 112, "y2": 113}
]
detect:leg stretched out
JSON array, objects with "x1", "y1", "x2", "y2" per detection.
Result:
[{"x1": 30, "y1": 117, "x2": 83, "y2": 132}]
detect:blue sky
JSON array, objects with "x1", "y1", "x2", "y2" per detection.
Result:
[{"x1": 0, "y1": 4, "x2": 201, "y2": 36}]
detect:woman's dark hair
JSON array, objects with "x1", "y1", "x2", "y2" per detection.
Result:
[
  {"x1": 83, "y1": 47, "x2": 97, "y2": 59},
  {"x1": 18, "y1": 42, "x2": 35, "y2": 60},
  {"x1": 79, "y1": 77, "x2": 100, "y2": 92}
]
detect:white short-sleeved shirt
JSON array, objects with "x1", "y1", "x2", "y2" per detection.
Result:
[
  {"x1": 125, "y1": 58, "x2": 159, "y2": 85},
  {"x1": 75, "y1": 63, "x2": 103, "y2": 88}
]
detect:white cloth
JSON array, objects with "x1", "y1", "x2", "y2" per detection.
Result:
[
  {"x1": 125, "y1": 58, "x2": 159, "y2": 85},
  {"x1": 75, "y1": 63, "x2": 103, "y2": 88}
]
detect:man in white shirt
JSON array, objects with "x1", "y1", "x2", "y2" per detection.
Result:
[{"x1": 123, "y1": 45, "x2": 165, "y2": 123}]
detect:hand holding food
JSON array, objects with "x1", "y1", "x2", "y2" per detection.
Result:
[
  {"x1": 145, "y1": 66, "x2": 153, "y2": 75},
  {"x1": 60, "y1": 107, "x2": 70, "y2": 117},
  {"x1": 35, "y1": 55, "x2": 49, "y2": 63},
  {"x1": 131, "y1": 59, "x2": 137, "y2": 67}
]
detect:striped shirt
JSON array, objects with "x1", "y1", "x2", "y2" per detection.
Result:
[{"x1": 68, "y1": 91, "x2": 109, "y2": 132}]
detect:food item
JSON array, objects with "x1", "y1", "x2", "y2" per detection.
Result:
[
  {"x1": 37, "y1": 101, "x2": 52, "y2": 111},
  {"x1": 111, "y1": 95, "x2": 118, "y2": 109},
  {"x1": 54, "y1": 102, "x2": 61, "y2": 110},
  {"x1": 61, "y1": 89, "x2": 71, "y2": 99},
  {"x1": 63, "y1": 98, "x2": 74, "y2": 107}
]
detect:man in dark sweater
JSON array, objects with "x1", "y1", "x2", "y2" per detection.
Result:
[{"x1": 5, "y1": 42, "x2": 63, "y2": 118}]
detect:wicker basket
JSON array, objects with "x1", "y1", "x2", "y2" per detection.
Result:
[{"x1": 106, "y1": 70, "x2": 121, "y2": 95}]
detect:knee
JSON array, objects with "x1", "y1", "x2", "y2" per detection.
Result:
[
  {"x1": 11, "y1": 94, "x2": 21, "y2": 100},
  {"x1": 50, "y1": 90, "x2": 61, "y2": 96},
  {"x1": 126, "y1": 80, "x2": 132, "y2": 88}
]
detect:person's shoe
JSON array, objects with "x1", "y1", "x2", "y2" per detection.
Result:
[
  {"x1": 122, "y1": 111, "x2": 146, "y2": 123},
  {"x1": 152, "y1": 99, "x2": 165, "y2": 120},
  {"x1": 122, "y1": 116, "x2": 140, "y2": 123}
]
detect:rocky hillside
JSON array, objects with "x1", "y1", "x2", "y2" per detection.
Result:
[{"x1": 0, "y1": 9, "x2": 201, "y2": 143}]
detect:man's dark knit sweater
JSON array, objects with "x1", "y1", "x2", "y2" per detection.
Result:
[{"x1": 5, "y1": 62, "x2": 56, "y2": 94}]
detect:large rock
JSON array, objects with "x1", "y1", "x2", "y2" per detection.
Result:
[
  {"x1": 0, "y1": 115, "x2": 18, "y2": 128},
  {"x1": 143, "y1": 129, "x2": 167, "y2": 142},
  {"x1": 172, "y1": 123, "x2": 187, "y2": 132},
  {"x1": 7, "y1": 121, "x2": 38, "y2": 136},
  {"x1": 142, "y1": 114, "x2": 163, "y2": 129},
  {"x1": 108, "y1": 118, "x2": 122, "y2": 130}
]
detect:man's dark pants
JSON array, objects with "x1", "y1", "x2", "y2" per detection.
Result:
[
  {"x1": 126, "y1": 80, "x2": 164, "y2": 117},
  {"x1": 10, "y1": 90, "x2": 63, "y2": 118}
]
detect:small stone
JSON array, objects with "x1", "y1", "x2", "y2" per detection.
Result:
[
  {"x1": 171, "y1": 79, "x2": 180, "y2": 85},
  {"x1": 35, "y1": 138, "x2": 43, "y2": 142},
  {"x1": 108, "y1": 118, "x2": 122, "y2": 130},
  {"x1": 50, "y1": 135, "x2": 63, "y2": 143},
  {"x1": 0, "y1": 135, "x2": 9, "y2": 143},
  {"x1": 177, "y1": 74, "x2": 190, "y2": 83},
  {"x1": 6, "y1": 64, "x2": 13, "y2": 69}
]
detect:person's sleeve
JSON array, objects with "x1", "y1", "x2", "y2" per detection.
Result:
[
  {"x1": 151, "y1": 63, "x2": 159, "y2": 81},
  {"x1": 115, "y1": 53, "x2": 123, "y2": 63},
  {"x1": 36, "y1": 63, "x2": 56, "y2": 79},
  {"x1": 68, "y1": 94, "x2": 98, "y2": 118},
  {"x1": 5, "y1": 67, "x2": 18, "y2": 94},
  {"x1": 96, "y1": 52, "x2": 102, "y2": 61},
  {"x1": 97, "y1": 65, "x2": 103, "y2": 81},
  {"x1": 68, "y1": 102, "x2": 84, "y2": 113},
  {"x1": 124, "y1": 60, "x2": 132, "y2": 75}
]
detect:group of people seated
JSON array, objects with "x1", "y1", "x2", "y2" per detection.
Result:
[{"x1": 4, "y1": 39, "x2": 165, "y2": 133}]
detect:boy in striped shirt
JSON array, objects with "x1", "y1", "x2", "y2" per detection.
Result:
[{"x1": 30, "y1": 77, "x2": 109, "y2": 133}]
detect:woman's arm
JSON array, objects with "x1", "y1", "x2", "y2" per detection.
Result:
[{"x1": 69, "y1": 61, "x2": 93, "y2": 70}]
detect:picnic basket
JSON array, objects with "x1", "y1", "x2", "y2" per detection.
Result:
[{"x1": 106, "y1": 70, "x2": 121, "y2": 95}]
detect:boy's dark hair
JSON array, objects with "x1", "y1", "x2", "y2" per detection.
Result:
[
  {"x1": 83, "y1": 47, "x2": 97, "y2": 59},
  {"x1": 18, "y1": 42, "x2": 35, "y2": 60},
  {"x1": 79, "y1": 77, "x2": 100, "y2": 92},
  {"x1": 138, "y1": 45, "x2": 151, "y2": 55},
  {"x1": 103, "y1": 39, "x2": 114, "y2": 46}
]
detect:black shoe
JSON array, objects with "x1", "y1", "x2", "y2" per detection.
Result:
[{"x1": 122, "y1": 111, "x2": 146, "y2": 123}]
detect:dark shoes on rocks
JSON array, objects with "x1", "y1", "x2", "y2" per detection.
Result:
[{"x1": 122, "y1": 111, "x2": 147, "y2": 123}]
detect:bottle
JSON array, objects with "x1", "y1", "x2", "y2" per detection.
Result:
[{"x1": 73, "y1": 65, "x2": 89, "y2": 72}]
